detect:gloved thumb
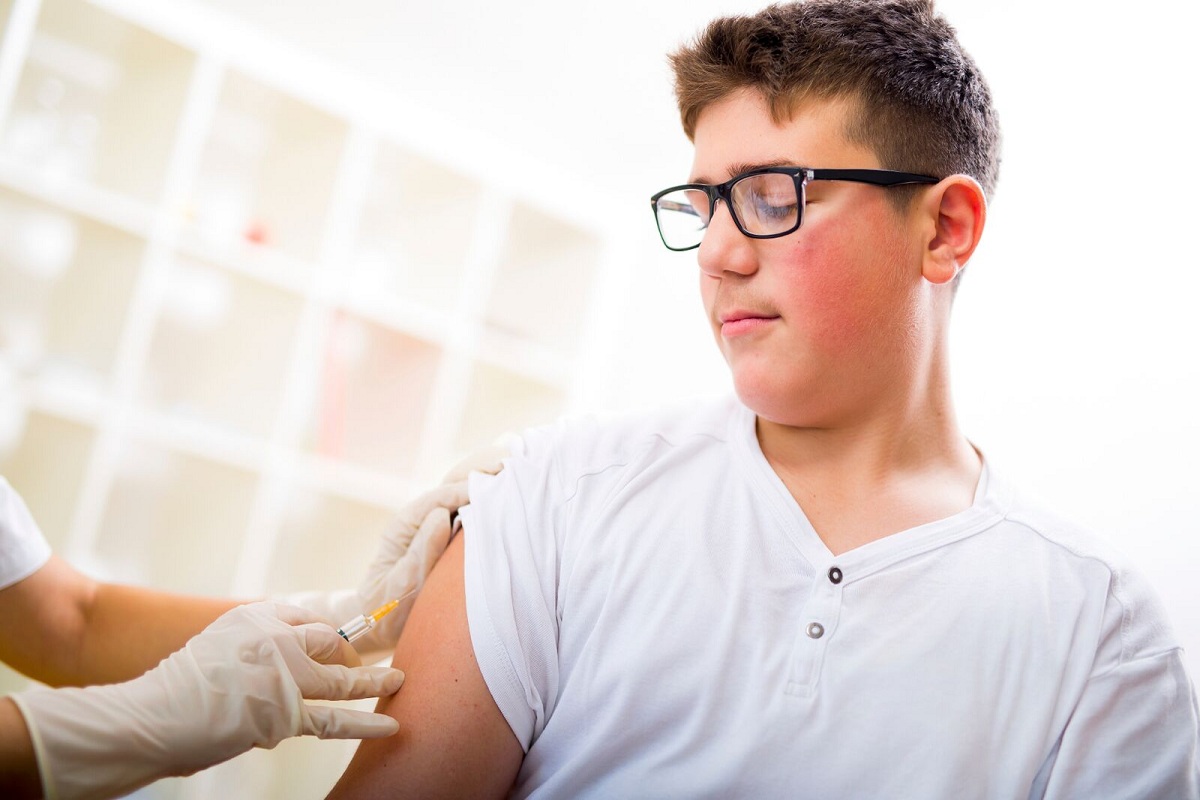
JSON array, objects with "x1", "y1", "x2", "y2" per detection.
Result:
[
  {"x1": 295, "y1": 621, "x2": 364, "y2": 667},
  {"x1": 303, "y1": 706, "x2": 400, "y2": 739}
]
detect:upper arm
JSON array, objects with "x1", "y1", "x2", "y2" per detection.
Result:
[
  {"x1": 1036, "y1": 650, "x2": 1200, "y2": 798},
  {"x1": 328, "y1": 531, "x2": 524, "y2": 799}
]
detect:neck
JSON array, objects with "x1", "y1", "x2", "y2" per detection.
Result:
[
  {"x1": 755, "y1": 333, "x2": 982, "y2": 554},
  {"x1": 759, "y1": 362, "x2": 973, "y2": 479}
]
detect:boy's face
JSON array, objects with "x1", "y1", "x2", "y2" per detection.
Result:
[{"x1": 690, "y1": 89, "x2": 930, "y2": 429}]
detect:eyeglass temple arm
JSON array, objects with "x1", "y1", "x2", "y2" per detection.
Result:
[
  {"x1": 654, "y1": 198, "x2": 703, "y2": 217},
  {"x1": 808, "y1": 168, "x2": 940, "y2": 186}
]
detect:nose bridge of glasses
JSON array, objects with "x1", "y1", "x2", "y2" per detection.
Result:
[
  {"x1": 706, "y1": 183, "x2": 741, "y2": 231},
  {"x1": 686, "y1": 178, "x2": 751, "y2": 221}
]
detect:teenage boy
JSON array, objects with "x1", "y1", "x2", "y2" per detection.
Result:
[{"x1": 329, "y1": 1, "x2": 1200, "y2": 797}]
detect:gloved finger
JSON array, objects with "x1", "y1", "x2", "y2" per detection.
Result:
[
  {"x1": 390, "y1": 480, "x2": 469, "y2": 540},
  {"x1": 376, "y1": 507, "x2": 451, "y2": 617},
  {"x1": 269, "y1": 601, "x2": 330, "y2": 628},
  {"x1": 441, "y1": 439, "x2": 513, "y2": 483},
  {"x1": 297, "y1": 622, "x2": 363, "y2": 667},
  {"x1": 303, "y1": 706, "x2": 401, "y2": 739},
  {"x1": 386, "y1": 440, "x2": 512, "y2": 540},
  {"x1": 297, "y1": 663, "x2": 405, "y2": 701}
]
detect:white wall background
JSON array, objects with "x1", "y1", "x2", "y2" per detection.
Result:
[{"x1": 191, "y1": 0, "x2": 1200, "y2": 677}]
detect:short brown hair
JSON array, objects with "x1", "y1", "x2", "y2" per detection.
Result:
[{"x1": 670, "y1": 0, "x2": 1001, "y2": 200}]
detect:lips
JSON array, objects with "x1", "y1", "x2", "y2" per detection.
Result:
[
  {"x1": 718, "y1": 309, "x2": 780, "y2": 338},
  {"x1": 719, "y1": 309, "x2": 776, "y2": 324}
]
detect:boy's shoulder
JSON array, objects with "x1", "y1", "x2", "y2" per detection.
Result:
[
  {"x1": 996, "y1": 478, "x2": 1181, "y2": 662},
  {"x1": 1001, "y1": 488, "x2": 1126, "y2": 571},
  {"x1": 518, "y1": 393, "x2": 742, "y2": 478}
]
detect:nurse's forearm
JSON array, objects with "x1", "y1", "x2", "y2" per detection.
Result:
[
  {"x1": 0, "y1": 556, "x2": 243, "y2": 687},
  {"x1": 78, "y1": 584, "x2": 243, "y2": 684},
  {"x1": 0, "y1": 697, "x2": 42, "y2": 799}
]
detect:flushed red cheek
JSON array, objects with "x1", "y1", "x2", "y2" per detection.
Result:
[{"x1": 775, "y1": 231, "x2": 883, "y2": 354}]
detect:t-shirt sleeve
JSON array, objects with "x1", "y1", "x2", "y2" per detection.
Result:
[
  {"x1": 1034, "y1": 567, "x2": 1200, "y2": 798},
  {"x1": 0, "y1": 477, "x2": 53, "y2": 590},
  {"x1": 460, "y1": 424, "x2": 566, "y2": 752}
]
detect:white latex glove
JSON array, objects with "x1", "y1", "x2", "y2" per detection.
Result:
[
  {"x1": 11, "y1": 601, "x2": 404, "y2": 800},
  {"x1": 280, "y1": 441, "x2": 510, "y2": 660}
]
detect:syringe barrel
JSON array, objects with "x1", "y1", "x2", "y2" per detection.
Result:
[{"x1": 337, "y1": 615, "x2": 373, "y2": 643}]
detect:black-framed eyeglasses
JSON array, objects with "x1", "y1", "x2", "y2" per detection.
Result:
[{"x1": 649, "y1": 166, "x2": 940, "y2": 252}]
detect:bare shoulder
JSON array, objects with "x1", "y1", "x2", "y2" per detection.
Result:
[{"x1": 327, "y1": 532, "x2": 524, "y2": 799}]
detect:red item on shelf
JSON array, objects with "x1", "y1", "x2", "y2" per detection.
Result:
[{"x1": 244, "y1": 220, "x2": 270, "y2": 245}]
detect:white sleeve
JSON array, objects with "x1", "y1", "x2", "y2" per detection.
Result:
[
  {"x1": 1036, "y1": 650, "x2": 1199, "y2": 799},
  {"x1": 1035, "y1": 569, "x2": 1200, "y2": 799},
  {"x1": 0, "y1": 477, "x2": 53, "y2": 590},
  {"x1": 460, "y1": 424, "x2": 567, "y2": 753}
]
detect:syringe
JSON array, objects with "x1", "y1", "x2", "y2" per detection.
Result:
[{"x1": 337, "y1": 599, "x2": 402, "y2": 644}]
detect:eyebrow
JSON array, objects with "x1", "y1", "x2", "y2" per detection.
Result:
[{"x1": 689, "y1": 159, "x2": 796, "y2": 185}]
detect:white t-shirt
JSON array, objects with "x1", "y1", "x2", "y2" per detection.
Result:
[
  {"x1": 0, "y1": 477, "x2": 53, "y2": 591},
  {"x1": 461, "y1": 396, "x2": 1199, "y2": 799}
]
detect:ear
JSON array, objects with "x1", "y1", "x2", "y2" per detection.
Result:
[{"x1": 920, "y1": 175, "x2": 986, "y2": 285}]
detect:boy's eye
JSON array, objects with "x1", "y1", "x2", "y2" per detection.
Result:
[
  {"x1": 730, "y1": 173, "x2": 800, "y2": 233},
  {"x1": 739, "y1": 189, "x2": 798, "y2": 228},
  {"x1": 752, "y1": 193, "x2": 795, "y2": 217}
]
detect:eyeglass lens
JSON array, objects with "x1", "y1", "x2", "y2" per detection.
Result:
[{"x1": 654, "y1": 172, "x2": 800, "y2": 250}]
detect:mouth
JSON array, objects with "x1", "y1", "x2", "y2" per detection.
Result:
[{"x1": 718, "y1": 310, "x2": 780, "y2": 338}]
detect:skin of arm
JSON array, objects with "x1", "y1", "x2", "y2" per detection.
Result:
[
  {"x1": 0, "y1": 555, "x2": 241, "y2": 687},
  {"x1": 0, "y1": 697, "x2": 39, "y2": 798},
  {"x1": 0, "y1": 557, "x2": 239, "y2": 796},
  {"x1": 327, "y1": 532, "x2": 523, "y2": 799}
]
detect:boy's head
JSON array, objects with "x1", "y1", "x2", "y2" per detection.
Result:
[
  {"x1": 670, "y1": 0, "x2": 1000, "y2": 203},
  {"x1": 660, "y1": 0, "x2": 995, "y2": 429}
]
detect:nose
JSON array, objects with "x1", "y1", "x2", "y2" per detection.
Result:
[{"x1": 697, "y1": 200, "x2": 758, "y2": 278}]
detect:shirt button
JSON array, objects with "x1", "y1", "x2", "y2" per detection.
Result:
[
  {"x1": 806, "y1": 622, "x2": 825, "y2": 639},
  {"x1": 828, "y1": 566, "x2": 843, "y2": 584}
]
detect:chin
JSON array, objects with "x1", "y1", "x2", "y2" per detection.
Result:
[{"x1": 731, "y1": 372, "x2": 826, "y2": 429}]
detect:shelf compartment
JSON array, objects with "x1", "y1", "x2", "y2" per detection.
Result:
[
  {"x1": 484, "y1": 202, "x2": 600, "y2": 356},
  {"x1": 303, "y1": 311, "x2": 442, "y2": 476},
  {"x1": 0, "y1": 410, "x2": 95, "y2": 552},
  {"x1": 137, "y1": 255, "x2": 302, "y2": 439},
  {"x1": 0, "y1": 186, "x2": 142, "y2": 387},
  {"x1": 130, "y1": 408, "x2": 267, "y2": 477},
  {"x1": 187, "y1": 69, "x2": 347, "y2": 263},
  {"x1": 263, "y1": 487, "x2": 394, "y2": 596},
  {"x1": 174, "y1": 228, "x2": 311, "y2": 298},
  {"x1": 348, "y1": 143, "x2": 480, "y2": 313},
  {"x1": 296, "y1": 453, "x2": 423, "y2": 515},
  {"x1": 93, "y1": 441, "x2": 257, "y2": 594},
  {"x1": 0, "y1": 154, "x2": 156, "y2": 238},
  {"x1": 454, "y1": 359, "x2": 565, "y2": 458},
  {"x1": 0, "y1": 0, "x2": 194, "y2": 202}
]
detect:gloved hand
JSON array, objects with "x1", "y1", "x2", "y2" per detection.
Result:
[
  {"x1": 279, "y1": 441, "x2": 510, "y2": 660},
  {"x1": 11, "y1": 602, "x2": 404, "y2": 800}
]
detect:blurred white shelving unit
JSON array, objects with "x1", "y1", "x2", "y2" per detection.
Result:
[{"x1": 0, "y1": 0, "x2": 619, "y2": 794}]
